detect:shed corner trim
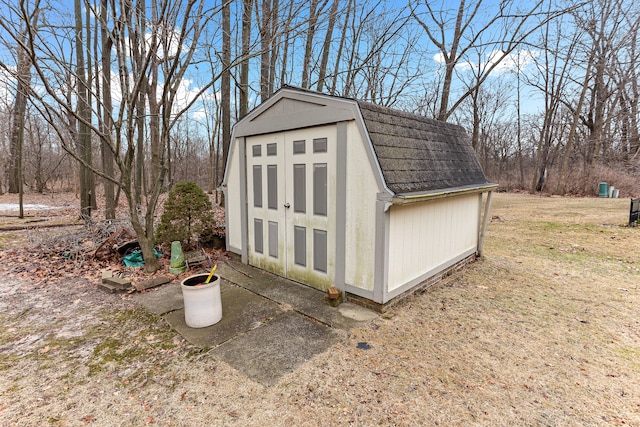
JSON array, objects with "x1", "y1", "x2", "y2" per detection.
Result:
[{"x1": 376, "y1": 191, "x2": 394, "y2": 211}]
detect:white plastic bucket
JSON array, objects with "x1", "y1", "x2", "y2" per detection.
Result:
[{"x1": 181, "y1": 274, "x2": 222, "y2": 328}]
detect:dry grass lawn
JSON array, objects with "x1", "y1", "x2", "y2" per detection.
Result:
[{"x1": 0, "y1": 192, "x2": 639, "y2": 426}]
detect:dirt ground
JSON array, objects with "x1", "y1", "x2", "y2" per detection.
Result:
[{"x1": 0, "y1": 191, "x2": 639, "y2": 426}]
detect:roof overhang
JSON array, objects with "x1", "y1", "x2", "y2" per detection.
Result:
[
  {"x1": 232, "y1": 88, "x2": 359, "y2": 138},
  {"x1": 391, "y1": 183, "x2": 498, "y2": 206}
]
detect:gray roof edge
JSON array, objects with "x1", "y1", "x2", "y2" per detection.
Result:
[
  {"x1": 353, "y1": 103, "x2": 395, "y2": 197},
  {"x1": 392, "y1": 183, "x2": 498, "y2": 205}
]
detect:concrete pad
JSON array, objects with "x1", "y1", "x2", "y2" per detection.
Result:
[
  {"x1": 163, "y1": 283, "x2": 283, "y2": 348},
  {"x1": 217, "y1": 261, "x2": 377, "y2": 329},
  {"x1": 132, "y1": 262, "x2": 379, "y2": 387},
  {"x1": 133, "y1": 283, "x2": 183, "y2": 315},
  {"x1": 338, "y1": 303, "x2": 379, "y2": 322},
  {"x1": 211, "y1": 311, "x2": 341, "y2": 386}
]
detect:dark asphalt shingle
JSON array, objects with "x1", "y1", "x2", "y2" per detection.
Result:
[{"x1": 357, "y1": 101, "x2": 490, "y2": 194}]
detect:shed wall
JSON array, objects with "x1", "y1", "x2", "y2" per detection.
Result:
[
  {"x1": 225, "y1": 139, "x2": 243, "y2": 253},
  {"x1": 387, "y1": 194, "x2": 480, "y2": 292},
  {"x1": 344, "y1": 121, "x2": 378, "y2": 292}
]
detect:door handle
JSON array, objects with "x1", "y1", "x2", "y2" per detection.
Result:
[{"x1": 284, "y1": 202, "x2": 291, "y2": 209}]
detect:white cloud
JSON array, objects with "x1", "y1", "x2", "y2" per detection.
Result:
[
  {"x1": 173, "y1": 78, "x2": 199, "y2": 111},
  {"x1": 489, "y1": 49, "x2": 539, "y2": 72},
  {"x1": 433, "y1": 49, "x2": 539, "y2": 74},
  {"x1": 0, "y1": 66, "x2": 15, "y2": 105},
  {"x1": 192, "y1": 110, "x2": 207, "y2": 121}
]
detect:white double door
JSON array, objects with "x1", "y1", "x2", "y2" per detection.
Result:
[{"x1": 246, "y1": 125, "x2": 336, "y2": 290}]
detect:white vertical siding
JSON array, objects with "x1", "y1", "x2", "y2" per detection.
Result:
[
  {"x1": 344, "y1": 122, "x2": 378, "y2": 291},
  {"x1": 387, "y1": 194, "x2": 480, "y2": 292},
  {"x1": 225, "y1": 139, "x2": 243, "y2": 252}
]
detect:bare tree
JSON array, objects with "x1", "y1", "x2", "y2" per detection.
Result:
[
  {"x1": 330, "y1": 0, "x2": 353, "y2": 94},
  {"x1": 240, "y1": 0, "x2": 253, "y2": 118},
  {"x1": 8, "y1": 34, "x2": 29, "y2": 217},
  {"x1": 527, "y1": 14, "x2": 576, "y2": 193},
  {"x1": 301, "y1": 0, "x2": 329, "y2": 88},
  {"x1": 4, "y1": 0, "x2": 223, "y2": 272},
  {"x1": 1, "y1": 1, "x2": 40, "y2": 218},
  {"x1": 573, "y1": 0, "x2": 627, "y2": 192},
  {"x1": 410, "y1": 0, "x2": 565, "y2": 121},
  {"x1": 555, "y1": 48, "x2": 594, "y2": 195},
  {"x1": 278, "y1": 0, "x2": 295, "y2": 86},
  {"x1": 220, "y1": 0, "x2": 230, "y2": 200},
  {"x1": 74, "y1": 0, "x2": 94, "y2": 216},
  {"x1": 98, "y1": 0, "x2": 116, "y2": 218},
  {"x1": 609, "y1": 3, "x2": 640, "y2": 164},
  {"x1": 259, "y1": 0, "x2": 273, "y2": 100},
  {"x1": 316, "y1": 0, "x2": 338, "y2": 93},
  {"x1": 332, "y1": 2, "x2": 417, "y2": 106}
]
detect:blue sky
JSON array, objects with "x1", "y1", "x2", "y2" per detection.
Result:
[{"x1": 0, "y1": 0, "x2": 558, "y2": 128}]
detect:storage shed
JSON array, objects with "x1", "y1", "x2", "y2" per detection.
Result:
[{"x1": 221, "y1": 87, "x2": 497, "y2": 310}]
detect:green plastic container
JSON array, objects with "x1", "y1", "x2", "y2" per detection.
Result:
[
  {"x1": 169, "y1": 241, "x2": 187, "y2": 274},
  {"x1": 598, "y1": 182, "x2": 608, "y2": 198}
]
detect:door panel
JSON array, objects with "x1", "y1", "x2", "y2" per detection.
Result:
[
  {"x1": 246, "y1": 125, "x2": 335, "y2": 290},
  {"x1": 284, "y1": 127, "x2": 335, "y2": 290},
  {"x1": 246, "y1": 133, "x2": 286, "y2": 276}
]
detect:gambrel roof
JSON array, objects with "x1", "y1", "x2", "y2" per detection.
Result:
[
  {"x1": 226, "y1": 86, "x2": 495, "y2": 199},
  {"x1": 357, "y1": 101, "x2": 491, "y2": 195}
]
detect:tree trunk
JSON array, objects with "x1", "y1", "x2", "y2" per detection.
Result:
[
  {"x1": 32, "y1": 122, "x2": 45, "y2": 192},
  {"x1": 135, "y1": 90, "x2": 145, "y2": 205},
  {"x1": 220, "y1": 0, "x2": 231, "y2": 205},
  {"x1": 437, "y1": 0, "x2": 466, "y2": 121},
  {"x1": 279, "y1": 0, "x2": 294, "y2": 86},
  {"x1": 342, "y1": 0, "x2": 358, "y2": 97},
  {"x1": 240, "y1": 0, "x2": 253, "y2": 118},
  {"x1": 259, "y1": 0, "x2": 272, "y2": 101},
  {"x1": 584, "y1": 54, "x2": 607, "y2": 193},
  {"x1": 75, "y1": 0, "x2": 93, "y2": 217},
  {"x1": 516, "y1": 68, "x2": 525, "y2": 190},
  {"x1": 331, "y1": 0, "x2": 352, "y2": 94},
  {"x1": 556, "y1": 53, "x2": 593, "y2": 195},
  {"x1": 317, "y1": 0, "x2": 339, "y2": 93},
  {"x1": 85, "y1": 1, "x2": 96, "y2": 210},
  {"x1": 9, "y1": 29, "x2": 30, "y2": 198},
  {"x1": 268, "y1": 0, "x2": 279, "y2": 95},
  {"x1": 133, "y1": 0, "x2": 147, "y2": 205},
  {"x1": 148, "y1": 63, "x2": 161, "y2": 187},
  {"x1": 100, "y1": 0, "x2": 116, "y2": 219},
  {"x1": 301, "y1": 0, "x2": 319, "y2": 89},
  {"x1": 470, "y1": 87, "x2": 480, "y2": 151}
]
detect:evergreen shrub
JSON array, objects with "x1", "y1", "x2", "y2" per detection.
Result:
[{"x1": 156, "y1": 181, "x2": 215, "y2": 250}]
